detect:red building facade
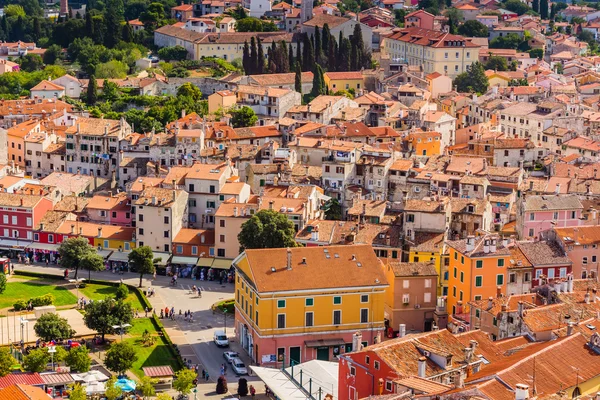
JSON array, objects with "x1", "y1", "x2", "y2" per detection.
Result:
[{"x1": 0, "y1": 194, "x2": 52, "y2": 243}]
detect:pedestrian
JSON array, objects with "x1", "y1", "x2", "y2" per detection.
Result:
[
  {"x1": 153, "y1": 271, "x2": 156, "y2": 280},
  {"x1": 201, "y1": 369, "x2": 206, "y2": 379},
  {"x1": 205, "y1": 371, "x2": 209, "y2": 381},
  {"x1": 10, "y1": 263, "x2": 13, "y2": 274},
  {"x1": 45, "y1": 258, "x2": 49, "y2": 266},
  {"x1": 220, "y1": 364, "x2": 225, "y2": 376},
  {"x1": 250, "y1": 385, "x2": 256, "y2": 398},
  {"x1": 145, "y1": 307, "x2": 149, "y2": 317}
]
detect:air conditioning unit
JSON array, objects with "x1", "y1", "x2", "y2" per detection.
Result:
[{"x1": 414, "y1": 304, "x2": 421, "y2": 309}]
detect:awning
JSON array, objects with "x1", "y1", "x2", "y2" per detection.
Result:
[
  {"x1": 26, "y1": 243, "x2": 59, "y2": 252},
  {"x1": 197, "y1": 258, "x2": 214, "y2": 267},
  {"x1": 152, "y1": 252, "x2": 171, "y2": 266},
  {"x1": 304, "y1": 338, "x2": 345, "y2": 348},
  {"x1": 0, "y1": 239, "x2": 32, "y2": 250},
  {"x1": 170, "y1": 256, "x2": 198, "y2": 265},
  {"x1": 108, "y1": 251, "x2": 130, "y2": 262},
  {"x1": 97, "y1": 249, "x2": 113, "y2": 259},
  {"x1": 211, "y1": 259, "x2": 232, "y2": 270},
  {"x1": 318, "y1": 193, "x2": 332, "y2": 202}
]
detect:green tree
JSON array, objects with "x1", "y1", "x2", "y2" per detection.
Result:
[
  {"x1": 104, "y1": 376, "x2": 122, "y2": 400},
  {"x1": 236, "y1": 17, "x2": 264, "y2": 32},
  {"x1": 238, "y1": 209, "x2": 298, "y2": 250},
  {"x1": 4, "y1": 5, "x2": 25, "y2": 17},
  {"x1": 257, "y1": 37, "x2": 265, "y2": 74},
  {"x1": 139, "y1": 2, "x2": 166, "y2": 30},
  {"x1": 550, "y1": 2, "x2": 556, "y2": 19},
  {"x1": 230, "y1": 106, "x2": 257, "y2": 128},
  {"x1": 105, "y1": 341, "x2": 138, "y2": 375},
  {"x1": 302, "y1": 33, "x2": 314, "y2": 72},
  {"x1": 83, "y1": 298, "x2": 132, "y2": 340},
  {"x1": 122, "y1": 22, "x2": 134, "y2": 42},
  {"x1": 104, "y1": 0, "x2": 124, "y2": 47},
  {"x1": 43, "y1": 45, "x2": 62, "y2": 65},
  {"x1": 87, "y1": 75, "x2": 98, "y2": 106},
  {"x1": 177, "y1": 82, "x2": 202, "y2": 102},
  {"x1": 80, "y1": 251, "x2": 105, "y2": 281},
  {"x1": 23, "y1": 348, "x2": 50, "y2": 373},
  {"x1": 250, "y1": 36, "x2": 258, "y2": 75},
  {"x1": 503, "y1": 0, "x2": 530, "y2": 15},
  {"x1": 485, "y1": 55, "x2": 509, "y2": 71},
  {"x1": 0, "y1": 274, "x2": 5, "y2": 294},
  {"x1": 532, "y1": 0, "x2": 539, "y2": 12},
  {"x1": 34, "y1": 313, "x2": 75, "y2": 342},
  {"x1": 128, "y1": 245, "x2": 158, "y2": 287},
  {"x1": 157, "y1": 394, "x2": 172, "y2": 400},
  {"x1": 458, "y1": 20, "x2": 489, "y2": 37},
  {"x1": 324, "y1": 198, "x2": 342, "y2": 220},
  {"x1": 138, "y1": 376, "x2": 157, "y2": 399},
  {"x1": 0, "y1": 348, "x2": 16, "y2": 377},
  {"x1": 95, "y1": 60, "x2": 128, "y2": 78},
  {"x1": 115, "y1": 283, "x2": 128, "y2": 300},
  {"x1": 294, "y1": 61, "x2": 302, "y2": 94},
  {"x1": 158, "y1": 45, "x2": 188, "y2": 61},
  {"x1": 579, "y1": 30, "x2": 595, "y2": 44},
  {"x1": 69, "y1": 383, "x2": 87, "y2": 400},
  {"x1": 454, "y1": 61, "x2": 489, "y2": 93},
  {"x1": 173, "y1": 368, "x2": 197, "y2": 395},
  {"x1": 85, "y1": 12, "x2": 94, "y2": 38},
  {"x1": 529, "y1": 48, "x2": 544, "y2": 59},
  {"x1": 19, "y1": 55, "x2": 43, "y2": 73},
  {"x1": 489, "y1": 33, "x2": 523, "y2": 49},
  {"x1": 509, "y1": 78, "x2": 530, "y2": 86},
  {"x1": 242, "y1": 40, "x2": 251, "y2": 74},
  {"x1": 65, "y1": 346, "x2": 91, "y2": 372},
  {"x1": 311, "y1": 63, "x2": 326, "y2": 97},
  {"x1": 53, "y1": 346, "x2": 68, "y2": 364},
  {"x1": 102, "y1": 80, "x2": 120, "y2": 102}
]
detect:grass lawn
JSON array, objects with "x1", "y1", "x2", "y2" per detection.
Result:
[
  {"x1": 124, "y1": 318, "x2": 180, "y2": 378},
  {"x1": 0, "y1": 281, "x2": 78, "y2": 310},
  {"x1": 78, "y1": 283, "x2": 145, "y2": 311}
]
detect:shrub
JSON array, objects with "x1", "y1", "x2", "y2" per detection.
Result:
[
  {"x1": 31, "y1": 294, "x2": 54, "y2": 307},
  {"x1": 13, "y1": 300, "x2": 27, "y2": 311},
  {"x1": 115, "y1": 284, "x2": 128, "y2": 301}
]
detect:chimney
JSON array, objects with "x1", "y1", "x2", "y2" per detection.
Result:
[
  {"x1": 585, "y1": 290, "x2": 591, "y2": 304},
  {"x1": 466, "y1": 236, "x2": 475, "y2": 252},
  {"x1": 233, "y1": 207, "x2": 238, "y2": 217},
  {"x1": 352, "y1": 331, "x2": 363, "y2": 352},
  {"x1": 483, "y1": 239, "x2": 490, "y2": 254},
  {"x1": 518, "y1": 301, "x2": 524, "y2": 317},
  {"x1": 79, "y1": 227, "x2": 83, "y2": 235},
  {"x1": 70, "y1": 224, "x2": 75, "y2": 234},
  {"x1": 269, "y1": 200, "x2": 274, "y2": 210},
  {"x1": 417, "y1": 357, "x2": 426, "y2": 378},
  {"x1": 593, "y1": 289, "x2": 598, "y2": 303},
  {"x1": 515, "y1": 384, "x2": 530, "y2": 400},
  {"x1": 568, "y1": 273, "x2": 574, "y2": 292},
  {"x1": 286, "y1": 247, "x2": 292, "y2": 270},
  {"x1": 152, "y1": 196, "x2": 157, "y2": 205},
  {"x1": 470, "y1": 340, "x2": 478, "y2": 350},
  {"x1": 490, "y1": 238, "x2": 497, "y2": 253},
  {"x1": 39, "y1": 223, "x2": 44, "y2": 231},
  {"x1": 97, "y1": 227, "x2": 102, "y2": 238},
  {"x1": 567, "y1": 322, "x2": 574, "y2": 336},
  {"x1": 487, "y1": 296, "x2": 494, "y2": 310},
  {"x1": 497, "y1": 286, "x2": 502, "y2": 298},
  {"x1": 172, "y1": 190, "x2": 176, "y2": 203},
  {"x1": 399, "y1": 324, "x2": 406, "y2": 338}
]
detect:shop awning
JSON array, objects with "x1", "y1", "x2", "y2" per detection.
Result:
[
  {"x1": 304, "y1": 338, "x2": 345, "y2": 348},
  {"x1": 170, "y1": 256, "x2": 198, "y2": 265},
  {"x1": 196, "y1": 258, "x2": 214, "y2": 267},
  {"x1": 152, "y1": 252, "x2": 171, "y2": 266},
  {"x1": 26, "y1": 243, "x2": 59, "y2": 252},
  {"x1": 211, "y1": 259, "x2": 232, "y2": 270},
  {"x1": 108, "y1": 251, "x2": 130, "y2": 262},
  {"x1": 0, "y1": 239, "x2": 32, "y2": 250},
  {"x1": 97, "y1": 249, "x2": 113, "y2": 259}
]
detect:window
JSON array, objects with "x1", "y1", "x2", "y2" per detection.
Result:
[
  {"x1": 350, "y1": 366, "x2": 356, "y2": 376},
  {"x1": 164, "y1": 216, "x2": 169, "y2": 224},
  {"x1": 509, "y1": 273, "x2": 516, "y2": 283},
  {"x1": 220, "y1": 235, "x2": 225, "y2": 243},
  {"x1": 461, "y1": 256, "x2": 464, "y2": 264},
  {"x1": 48, "y1": 234, "x2": 54, "y2": 243},
  {"x1": 524, "y1": 272, "x2": 531, "y2": 282},
  {"x1": 138, "y1": 214, "x2": 144, "y2": 222},
  {"x1": 476, "y1": 260, "x2": 483, "y2": 268},
  {"x1": 220, "y1": 220, "x2": 225, "y2": 228},
  {"x1": 11, "y1": 216, "x2": 16, "y2": 225},
  {"x1": 529, "y1": 213, "x2": 535, "y2": 221},
  {"x1": 191, "y1": 246, "x2": 197, "y2": 255},
  {"x1": 475, "y1": 276, "x2": 483, "y2": 287},
  {"x1": 406, "y1": 214, "x2": 415, "y2": 223},
  {"x1": 217, "y1": 249, "x2": 225, "y2": 257},
  {"x1": 560, "y1": 268, "x2": 567, "y2": 278},
  {"x1": 333, "y1": 310, "x2": 341, "y2": 325},
  {"x1": 453, "y1": 268, "x2": 457, "y2": 278},
  {"x1": 305, "y1": 298, "x2": 313, "y2": 306},
  {"x1": 460, "y1": 271, "x2": 464, "y2": 283},
  {"x1": 360, "y1": 294, "x2": 368, "y2": 303},
  {"x1": 374, "y1": 361, "x2": 380, "y2": 370},
  {"x1": 209, "y1": 185, "x2": 216, "y2": 194},
  {"x1": 163, "y1": 231, "x2": 169, "y2": 238},
  {"x1": 424, "y1": 279, "x2": 431, "y2": 288},
  {"x1": 305, "y1": 312, "x2": 314, "y2": 327},
  {"x1": 529, "y1": 228, "x2": 535, "y2": 237},
  {"x1": 385, "y1": 381, "x2": 393, "y2": 392},
  {"x1": 498, "y1": 259, "x2": 505, "y2": 267},
  {"x1": 571, "y1": 211, "x2": 577, "y2": 219},
  {"x1": 583, "y1": 257, "x2": 588, "y2": 265},
  {"x1": 333, "y1": 296, "x2": 342, "y2": 304},
  {"x1": 497, "y1": 274, "x2": 504, "y2": 285},
  {"x1": 176, "y1": 245, "x2": 183, "y2": 254},
  {"x1": 277, "y1": 314, "x2": 285, "y2": 329},
  {"x1": 424, "y1": 292, "x2": 431, "y2": 303},
  {"x1": 2, "y1": 215, "x2": 6, "y2": 224},
  {"x1": 547, "y1": 268, "x2": 555, "y2": 278},
  {"x1": 138, "y1": 228, "x2": 144, "y2": 235},
  {"x1": 536, "y1": 269, "x2": 543, "y2": 279},
  {"x1": 277, "y1": 299, "x2": 286, "y2": 308},
  {"x1": 553, "y1": 211, "x2": 559, "y2": 220},
  {"x1": 26, "y1": 217, "x2": 31, "y2": 226},
  {"x1": 360, "y1": 309, "x2": 368, "y2": 323}
]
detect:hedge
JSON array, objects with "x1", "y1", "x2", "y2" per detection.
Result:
[
  {"x1": 150, "y1": 314, "x2": 184, "y2": 370},
  {"x1": 14, "y1": 293, "x2": 55, "y2": 310}
]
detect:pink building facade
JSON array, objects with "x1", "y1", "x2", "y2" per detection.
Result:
[
  {"x1": 518, "y1": 195, "x2": 583, "y2": 240},
  {"x1": 554, "y1": 225, "x2": 600, "y2": 279}
]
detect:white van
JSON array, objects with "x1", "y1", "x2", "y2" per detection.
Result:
[{"x1": 213, "y1": 330, "x2": 229, "y2": 347}]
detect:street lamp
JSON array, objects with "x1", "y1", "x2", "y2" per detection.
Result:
[
  {"x1": 224, "y1": 310, "x2": 227, "y2": 335},
  {"x1": 19, "y1": 318, "x2": 28, "y2": 346},
  {"x1": 68, "y1": 278, "x2": 86, "y2": 300},
  {"x1": 48, "y1": 346, "x2": 56, "y2": 371},
  {"x1": 111, "y1": 324, "x2": 131, "y2": 342}
]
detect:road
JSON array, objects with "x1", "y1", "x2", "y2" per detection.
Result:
[{"x1": 12, "y1": 263, "x2": 265, "y2": 392}]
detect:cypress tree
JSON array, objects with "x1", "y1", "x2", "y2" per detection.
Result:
[
  {"x1": 295, "y1": 41, "x2": 302, "y2": 71},
  {"x1": 288, "y1": 44, "x2": 295, "y2": 73},
  {"x1": 280, "y1": 41, "x2": 290, "y2": 73},
  {"x1": 311, "y1": 64, "x2": 326, "y2": 97},
  {"x1": 243, "y1": 40, "x2": 251, "y2": 74},
  {"x1": 1, "y1": 16, "x2": 9, "y2": 42},
  {"x1": 351, "y1": 23, "x2": 365, "y2": 70},
  {"x1": 314, "y1": 26, "x2": 322, "y2": 64},
  {"x1": 257, "y1": 37, "x2": 265, "y2": 74},
  {"x1": 85, "y1": 12, "x2": 94, "y2": 38},
  {"x1": 104, "y1": 0, "x2": 124, "y2": 47},
  {"x1": 338, "y1": 38, "x2": 351, "y2": 72},
  {"x1": 121, "y1": 22, "x2": 133, "y2": 42},
  {"x1": 322, "y1": 24, "x2": 330, "y2": 65},
  {"x1": 250, "y1": 37, "x2": 258, "y2": 75},
  {"x1": 87, "y1": 75, "x2": 98, "y2": 105},
  {"x1": 33, "y1": 17, "x2": 41, "y2": 41},
  {"x1": 295, "y1": 61, "x2": 302, "y2": 94},
  {"x1": 540, "y1": 0, "x2": 549, "y2": 19},
  {"x1": 302, "y1": 34, "x2": 315, "y2": 72},
  {"x1": 532, "y1": 0, "x2": 539, "y2": 12},
  {"x1": 550, "y1": 3, "x2": 556, "y2": 19},
  {"x1": 328, "y1": 38, "x2": 337, "y2": 72}
]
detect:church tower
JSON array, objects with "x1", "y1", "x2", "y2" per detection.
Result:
[{"x1": 300, "y1": 0, "x2": 313, "y2": 23}]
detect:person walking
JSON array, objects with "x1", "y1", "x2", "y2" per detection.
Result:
[{"x1": 250, "y1": 385, "x2": 256, "y2": 398}]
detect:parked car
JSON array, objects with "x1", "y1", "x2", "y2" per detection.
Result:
[
  {"x1": 231, "y1": 358, "x2": 248, "y2": 375},
  {"x1": 213, "y1": 330, "x2": 229, "y2": 347},
  {"x1": 223, "y1": 351, "x2": 239, "y2": 364}
]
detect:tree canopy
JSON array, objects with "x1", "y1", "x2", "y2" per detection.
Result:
[
  {"x1": 128, "y1": 245, "x2": 157, "y2": 287},
  {"x1": 454, "y1": 61, "x2": 489, "y2": 94},
  {"x1": 458, "y1": 20, "x2": 489, "y2": 37},
  {"x1": 23, "y1": 348, "x2": 50, "y2": 373},
  {"x1": 484, "y1": 55, "x2": 509, "y2": 71},
  {"x1": 0, "y1": 348, "x2": 15, "y2": 377},
  {"x1": 83, "y1": 297, "x2": 133, "y2": 340},
  {"x1": 230, "y1": 106, "x2": 258, "y2": 128},
  {"x1": 34, "y1": 313, "x2": 75, "y2": 342},
  {"x1": 65, "y1": 346, "x2": 91, "y2": 372},
  {"x1": 105, "y1": 342, "x2": 138, "y2": 375},
  {"x1": 238, "y1": 209, "x2": 298, "y2": 251},
  {"x1": 173, "y1": 369, "x2": 197, "y2": 394}
]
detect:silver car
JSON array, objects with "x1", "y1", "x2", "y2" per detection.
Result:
[
  {"x1": 231, "y1": 358, "x2": 248, "y2": 375},
  {"x1": 223, "y1": 351, "x2": 239, "y2": 364}
]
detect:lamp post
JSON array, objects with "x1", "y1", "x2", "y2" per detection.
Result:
[
  {"x1": 48, "y1": 346, "x2": 56, "y2": 371},
  {"x1": 68, "y1": 278, "x2": 85, "y2": 300},
  {"x1": 19, "y1": 318, "x2": 28, "y2": 346},
  {"x1": 111, "y1": 324, "x2": 131, "y2": 342},
  {"x1": 223, "y1": 310, "x2": 227, "y2": 335}
]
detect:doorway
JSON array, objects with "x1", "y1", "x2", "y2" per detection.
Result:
[
  {"x1": 290, "y1": 346, "x2": 301, "y2": 365},
  {"x1": 316, "y1": 347, "x2": 329, "y2": 361}
]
